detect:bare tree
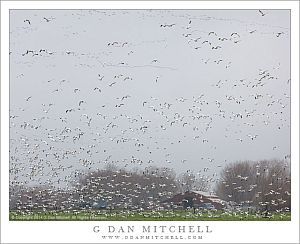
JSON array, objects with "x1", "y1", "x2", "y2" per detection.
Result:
[
  {"x1": 73, "y1": 166, "x2": 179, "y2": 210},
  {"x1": 215, "y1": 159, "x2": 291, "y2": 212},
  {"x1": 178, "y1": 171, "x2": 210, "y2": 192}
]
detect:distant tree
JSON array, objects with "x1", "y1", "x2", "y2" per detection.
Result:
[
  {"x1": 252, "y1": 159, "x2": 291, "y2": 212},
  {"x1": 73, "y1": 166, "x2": 179, "y2": 210},
  {"x1": 10, "y1": 166, "x2": 180, "y2": 212},
  {"x1": 9, "y1": 184, "x2": 25, "y2": 210},
  {"x1": 11, "y1": 185, "x2": 76, "y2": 211},
  {"x1": 215, "y1": 159, "x2": 291, "y2": 212},
  {"x1": 215, "y1": 161, "x2": 255, "y2": 204},
  {"x1": 178, "y1": 171, "x2": 210, "y2": 192}
]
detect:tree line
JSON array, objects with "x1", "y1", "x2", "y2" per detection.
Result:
[
  {"x1": 10, "y1": 158, "x2": 290, "y2": 213},
  {"x1": 9, "y1": 164, "x2": 209, "y2": 211}
]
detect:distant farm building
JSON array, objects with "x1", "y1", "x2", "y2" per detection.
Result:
[
  {"x1": 92, "y1": 199, "x2": 107, "y2": 209},
  {"x1": 162, "y1": 191, "x2": 226, "y2": 210},
  {"x1": 79, "y1": 199, "x2": 107, "y2": 210}
]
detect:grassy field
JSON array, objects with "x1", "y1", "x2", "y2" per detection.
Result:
[{"x1": 9, "y1": 209, "x2": 291, "y2": 221}]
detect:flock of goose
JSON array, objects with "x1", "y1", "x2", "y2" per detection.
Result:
[{"x1": 9, "y1": 10, "x2": 290, "y2": 204}]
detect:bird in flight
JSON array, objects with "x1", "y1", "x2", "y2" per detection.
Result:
[
  {"x1": 258, "y1": 10, "x2": 266, "y2": 16},
  {"x1": 276, "y1": 32, "x2": 284, "y2": 37},
  {"x1": 121, "y1": 95, "x2": 130, "y2": 100},
  {"x1": 98, "y1": 74, "x2": 104, "y2": 81},
  {"x1": 247, "y1": 134, "x2": 258, "y2": 140},
  {"x1": 160, "y1": 23, "x2": 175, "y2": 27},
  {"x1": 109, "y1": 81, "x2": 116, "y2": 87},
  {"x1": 108, "y1": 41, "x2": 118, "y2": 46},
  {"x1": 24, "y1": 19, "x2": 31, "y2": 25},
  {"x1": 93, "y1": 87, "x2": 101, "y2": 92},
  {"x1": 183, "y1": 33, "x2": 192, "y2": 37},
  {"x1": 231, "y1": 32, "x2": 240, "y2": 37},
  {"x1": 193, "y1": 37, "x2": 202, "y2": 42},
  {"x1": 214, "y1": 59, "x2": 223, "y2": 64},
  {"x1": 123, "y1": 77, "x2": 132, "y2": 81},
  {"x1": 66, "y1": 109, "x2": 75, "y2": 113},
  {"x1": 25, "y1": 96, "x2": 32, "y2": 101},
  {"x1": 202, "y1": 40, "x2": 211, "y2": 45},
  {"x1": 43, "y1": 17, "x2": 51, "y2": 22}
]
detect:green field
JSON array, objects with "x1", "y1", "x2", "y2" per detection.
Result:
[{"x1": 9, "y1": 210, "x2": 291, "y2": 221}]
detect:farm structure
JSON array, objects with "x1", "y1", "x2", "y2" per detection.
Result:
[{"x1": 162, "y1": 191, "x2": 226, "y2": 210}]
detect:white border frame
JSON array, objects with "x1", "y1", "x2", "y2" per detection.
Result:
[{"x1": 1, "y1": 1, "x2": 299, "y2": 243}]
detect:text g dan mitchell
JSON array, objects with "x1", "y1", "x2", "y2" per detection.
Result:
[{"x1": 93, "y1": 225, "x2": 212, "y2": 234}]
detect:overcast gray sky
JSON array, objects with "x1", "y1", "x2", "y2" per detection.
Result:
[{"x1": 9, "y1": 10, "x2": 290, "y2": 188}]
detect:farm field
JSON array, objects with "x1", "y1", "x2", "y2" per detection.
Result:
[{"x1": 9, "y1": 210, "x2": 291, "y2": 221}]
